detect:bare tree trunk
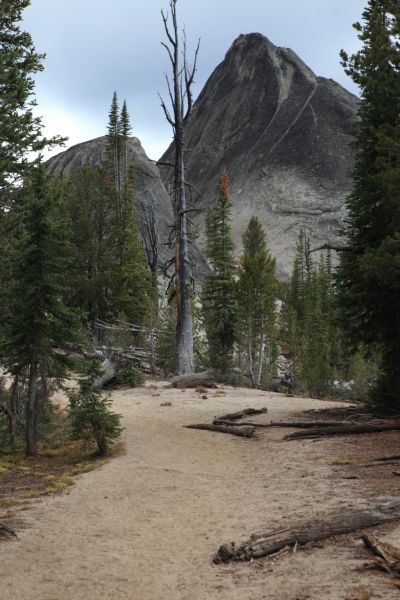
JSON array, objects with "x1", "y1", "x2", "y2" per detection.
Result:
[
  {"x1": 26, "y1": 362, "x2": 38, "y2": 457},
  {"x1": 160, "y1": 0, "x2": 199, "y2": 375},
  {"x1": 255, "y1": 332, "x2": 265, "y2": 389},
  {"x1": 248, "y1": 316, "x2": 256, "y2": 387}
]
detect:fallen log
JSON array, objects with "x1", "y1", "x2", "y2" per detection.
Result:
[
  {"x1": 357, "y1": 455, "x2": 400, "y2": 468},
  {"x1": 214, "y1": 501, "x2": 400, "y2": 563},
  {"x1": 185, "y1": 423, "x2": 255, "y2": 438},
  {"x1": 0, "y1": 523, "x2": 17, "y2": 538},
  {"x1": 214, "y1": 419, "x2": 357, "y2": 428},
  {"x1": 170, "y1": 370, "x2": 215, "y2": 388},
  {"x1": 285, "y1": 422, "x2": 400, "y2": 440},
  {"x1": 361, "y1": 533, "x2": 400, "y2": 576},
  {"x1": 215, "y1": 407, "x2": 268, "y2": 422},
  {"x1": 94, "y1": 358, "x2": 117, "y2": 388}
]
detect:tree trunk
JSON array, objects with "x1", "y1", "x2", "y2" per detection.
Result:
[
  {"x1": 215, "y1": 407, "x2": 268, "y2": 422},
  {"x1": 26, "y1": 362, "x2": 38, "y2": 457},
  {"x1": 94, "y1": 358, "x2": 117, "y2": 388},
  {"x1": 214, "y1": 501, "x2": 400, "y2": 563},
  {"x1": 170, "y1": 370, "x2": 215, "y2": 388},
  {"x1": 255, "y1": 332, "x2": 265, "y2": 389},
  {"x1": 248, "y1": 316, "x2": 256, "y2": 387},
  {"x1": 285, "y1": 422, "x2": 400, "y2": 440},
  {"x1": 186, "y1": 423, "x2": 255, "y2": 437}
]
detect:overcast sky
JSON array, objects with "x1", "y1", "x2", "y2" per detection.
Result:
[{"x1": 23, "y1": 0, "x2": 366, "y2": 160}]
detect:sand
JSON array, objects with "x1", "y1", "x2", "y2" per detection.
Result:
[{"x1": 0, "y1": 382, "x2": 399, "y2": 600}]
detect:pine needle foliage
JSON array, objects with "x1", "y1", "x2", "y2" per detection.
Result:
[
  {"x1": 237, "y1": 217, "x2": 277, "y2": 388},
  {"x1": 1, "y1": 165, "x2": 81, "y2": 455},
  {"x1": 201, "y1": 171, "x2": 237, "y2": 377},
  {"x1": 337, "y1": 0, "x2": 400, "y2": 411},
  {"x1": 0, "y1": 0, "x2": 63, "y2": 197}
]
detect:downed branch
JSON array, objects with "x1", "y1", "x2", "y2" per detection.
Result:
[
  {"x1": 361, "y1": 533, "x2": 400, "y2": 576},
  {"x1": 285, "y1": 422, "x2": 400, "y2": 440},
  {"x1": 0, "y1": 523, "x2": 17, "y2": 539},
  {"x1": 356, "y1": 455, "x2": 400, "y2": 468},
  {"x1": 214, "y1": 420, "x2": 356, "y2": 428},
  {"x1": 170, "y1": 370, "x2": 216, "y2": 389},
  {"x1": 185, "y1": 423, "x2": 255, "y2": 438},
  {"x1": 213, "y1": 501, "x2": 400, "y2": 563},
  {"x1": 215, "y1": 407, "x2": 268, "y2": 422}
]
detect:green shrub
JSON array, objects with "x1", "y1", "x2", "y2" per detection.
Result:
[
  {"x1": 115, "y1": 364, "x2": 144, "y2": 387},
  {"x1": 68, "y1": 365, "x2": 122, "y2": 456}
]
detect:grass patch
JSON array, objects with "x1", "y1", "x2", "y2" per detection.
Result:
[
  {"x1": 0, "y1": 416, "x2": 124, "y2": 522},
  {"x1": 331, "y1": 459, "x2": 354, "y2": 466}
]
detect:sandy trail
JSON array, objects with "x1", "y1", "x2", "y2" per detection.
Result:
[{"x1": 0, "y1": 383, "x2": 398, "y2": 600}]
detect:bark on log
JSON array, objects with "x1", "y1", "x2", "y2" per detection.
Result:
[
  {"x1": 170, "y1": 370, "x2": 215, "y2": 388},
  {"x1": 356, "y1": 455, "x2": 400, "y2": 468},
  {"x1": 361, "y1": 533, "x2": 400, "y2": 576},
  {"x1": 214, "y1": 501, "x2": 400, "y2": 563},
  {"x1": 215, "y1": 407, "x2": 268, "y2": 422},
  {"x1": 214, "y1": 420, "x2": 356, "y2": 428},
  {"x1": 0, "y1": 523, "x2": 17, "y2": 538},
  {"x1": 94, "y1": 359, "x2": 117, "y2": 388},
  {"x1": 185, "y1": 423, "x2": 255, "y2": 438},
  {"x1": 285, "y1": 422, "x2": 400, "y2": 440}
]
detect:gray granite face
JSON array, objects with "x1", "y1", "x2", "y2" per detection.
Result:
[
  {"x1": 159, "y1": 33, "x2": 359, "y2": 280},
  {"x1": 46, "y1": 136, "x2": 210, "y2": 284}
]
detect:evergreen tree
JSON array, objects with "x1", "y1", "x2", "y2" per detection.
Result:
[
  {"x1": 201, "y1": 171, "x2": 237, "y2": 377},
  {"x1": 237, "y1": 217, "x2": 277, "y2": 388},
  {"x1": 283, "y1": 232, "x2": 336, "y2": 396},
  {"x1": 62, "y1": 164, "x2": 115, "y2": 327},
  {"x1": 104, "y1": 91, "x2": 121, "y2": 200},
  {"x1": 1, "y1": 165, "x2": 81, "y2": 456},
  {"x1": 0, "y1": 0, "x2": 63, "y2": 198},
  {"x1": 337, "y1": 0, "x2": 400, "y2": 411}
]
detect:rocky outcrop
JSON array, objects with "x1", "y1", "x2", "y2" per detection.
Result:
[
  {"x1": 160, "y1": 33, "x2": 359, "y2": 279},
  {"x1": 46, "y1": 136, "x2": 209, "y2": 283}
]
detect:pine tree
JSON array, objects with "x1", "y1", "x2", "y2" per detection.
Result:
[
  {"x1": 1, "y1": 165, "x2": 81, "y2": 456},
  {"x1": 283, "y1": 232, "x2": 335, "y2": 396},
  {"x1": 62, "y1": 164, "x2": 115, "y2": 327},
  {"x1": 0, "y1": 0, "x2": 63, "y2": 198},
  {"x1": 237, "y1": 217, "x2": 277, "y2": 388},
  {"x1": 104, "y1": 91, "x2": 122, "y2": 206},
  {"x1": 201, "y1": 171, "x2": 237, "y2": 377},
  {"x1": 337, "y1": 1, "x2": 400, "y2": 411},
  {"x1": 120, "y1": 100, "x2": 131, "y2": 190}
]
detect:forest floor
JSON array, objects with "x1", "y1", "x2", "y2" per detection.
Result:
[{"x1": 1, "y1": 382, "x2": 400, "y2": 599}]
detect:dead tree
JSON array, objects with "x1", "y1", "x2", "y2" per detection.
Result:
[{"x1": 159, "y1": 0, "x2": 200, "y2": 375}]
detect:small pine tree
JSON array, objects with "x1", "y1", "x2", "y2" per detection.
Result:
[
  {"x1": 1, "y1": 165, "x2": 81, "y2": 456},
  {"x1": 237, "y1": 217, "x2": 277, "y2": 388},
  {"x1": 68, "y1": 363, "x2": 122, "y2": 456},
  {"x1": 201, "y1": 171, "x2": 237, "y2": 377},
  {"x1": 283, "y1": 232, "x2": 337, "y2": 396}
]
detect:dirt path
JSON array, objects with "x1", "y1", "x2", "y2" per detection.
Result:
[{"x1": 0, "y1": 383, "x2": 399, "y2": 600}]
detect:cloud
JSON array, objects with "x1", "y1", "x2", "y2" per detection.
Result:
[{"x1": 23, "y1": 0, "x2": 365, "y2": 159}]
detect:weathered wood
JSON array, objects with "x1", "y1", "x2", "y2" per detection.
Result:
[
  {"x1": 94, "y1": 359, "x2": 117, "y2": 388},
  {"x1": 170, "y1": 370, "x2": 215, "y2": 388},
  {"x1": 215, "y1": 407, "x2": 268, "y2": 422},
  {"x1": 361, "y1": 533, "x2": 400, "y2": 576},
  {"x1": 0, "y1": 523, "x2": 17, "y2": 538},
  {"x1": 185, "y1": 423, "x2": 255, "y2": 438},
  {"x1": 214, "y1": 419, "x2": 356, "y2": 428},
  {"x1": 214, "y1": 501, "x2": 400, "y2": 563},
  {"x1": 357, "y1": 455, "x2": 400, "y2": 468},
  {"x1": 285, "y1": 422, "x2": 400, "y2": 440}
]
